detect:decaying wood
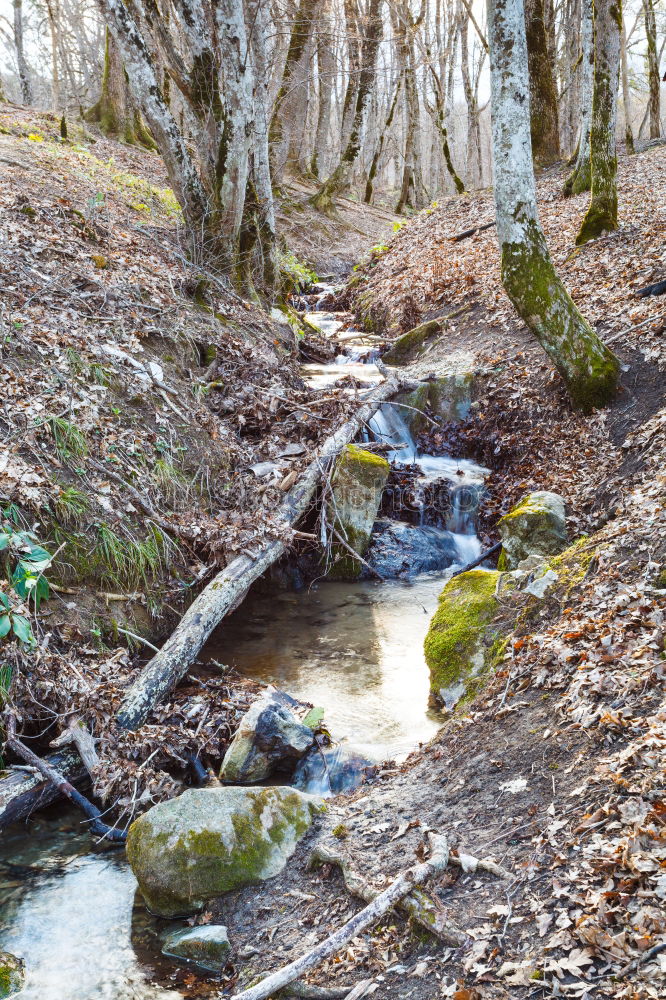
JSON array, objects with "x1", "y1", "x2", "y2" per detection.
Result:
[
  {"x1": 451, "y1": 220, "x2": 495, "y2": 241},
  {"x1": 0, "y1": 746, "x2": 85, "y2": 831},
  {"x1": 5, "y1": 721, "x2": 126, "y2": 843},
  {"x1": 116, "y1": 376, "x2": 399, "y2": 730},
  {"x1": 230, "y1": 833, "x2": 452, "y2": 1000},
  {"x1": 308, "y1": 841, "x2": 467, "y2": 946},
  {"x1": 50, "y1": 716, "x2": 99, "y2": 777},
  {"x1": 636, "y1": 278, "x2": 666, "y2": 298},
  {"x1": 450, "y1": 541, "x2": 503, "y2": 578}
]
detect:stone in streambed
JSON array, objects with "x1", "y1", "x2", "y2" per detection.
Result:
[
  {"x1": 126, "y1": 786, "x2": 323, "y2": 918},
  {"x1": 365, "y1": 519, "x2": 458, "y2": 578},
  {"x1": 220, "y1": 689, "x2": 315, "y2": 783},
  {"x1": 382, "y1": 319, "x2": 443, "y2": 365},
  {"x1": 326, "y1": 444, "x2": 390, "y2": 580},
  {"x1": 498, "y1": 491, "x2": 567, "y2": 570},
  {"x1": 0, "y1": 952, "x2": 24, "y2": 998},
  {"x1": 162, "y1": 926, "x2": 231, "y2": 971}
]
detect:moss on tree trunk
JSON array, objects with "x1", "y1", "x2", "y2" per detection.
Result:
[
  {"x1": 525, "y1": 0, "x2": 560, "y2": 166},
  {"x1": 87, "y1": 28, "x2": 155, "y2": 149}
]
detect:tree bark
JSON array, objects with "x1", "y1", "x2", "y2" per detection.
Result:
[
  {"x1": 563, "y1": 0, "x2": 593, "y2": 194},
  {"x1": 643, "y1": 0, "x2": 660, "y2": 140},
  {"x1": 487, "y1": 0, "x2": 619, "y2": 409},
  {"x1": 247, "y1": 0, "x2": 277, "y2": 288},
  {"x1": 12, "y1": 0, "x2": 32, "y2": 105},
  {"x1": 0, "y1": 747, "x2": 84, "y2": 831},
  {"x1": 364, "y1": 73, "x2": 401, "y2": 202},
  {"x1": 311, "y1": 8, "x2": 335, "y2": 178},
  {"x1": 620, "y1": 17, "x2": 635, "y2": 152},
  {"x1": 525, "y1": 0, "x2": 560, "y2": 165},
  {"x1": 576, "y1": 0, "x2": 621, "y2": 243},
  {"x1": 311, "y1": 0, "x2": 384, "y2": 213},
  {"x1": 116, "y1": 376, "x2": 399, "y2": 730},
  {"x1": 87, "y1": 28, "x2": 154, "y2": 148}
]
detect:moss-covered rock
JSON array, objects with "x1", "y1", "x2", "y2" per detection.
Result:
[
  {"x1": 162, "y1": 925, "x2": 231, "y2": 971},
  {"x1": 498, "y1": 491, "x2": 567, "y2": 570},
  {"x1": 424, "y1": 569, "x2": 514, "y2": 708},
  {"x1": 0, "y1": 952, "x2": 24, "y2": 998},
  {"x1": 394, "y1": 384, "x2": 430, "y2": 435},
  {"x1": 327, "y1": 444, "x2": 390, "y2": 580},
  {"x1": 219, "y1": 689, "x2": 314, "y2": 783},
  {"x1": 382, "y1": 319, "x2": 443, "y2": 365},
  {"x1": 428, "y1": 374, "x2": 473, "y2": 422},
  {"x1": 126, "y1": 786, "x2": 323, "y2": 917}
]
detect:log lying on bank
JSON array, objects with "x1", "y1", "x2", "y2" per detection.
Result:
[
  {"x1": 0, "y1": 747, "x2": 85, "y2": 831},
  {"x1": 117, "y1": 375, "x2": 399, "y2": 731}
]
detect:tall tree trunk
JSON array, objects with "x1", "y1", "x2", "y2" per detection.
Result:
[
  {"x1": 487, "y1": 0, "x2": 619, "y2": 409},
  {"x1": 311, "y1": 0, "x2": 384, "y2": 214},
  {"x1": 311, "y1": 9, "x2": 335, "y2": 178},
  {"x1": 576, "y1": 0, "x2": 621, "y2": 244},
  {"x1": 364, "y1": 73, "x2": 401, "y2": 202},
  {"x1": 563, "y1": 0, "x2": 593, "y2": 194},
  {"x1": 460, "y1": 12, "x2": 483, "y2": 186},
  {"x1": 524, "y1": 0, "x2": 560, "y2": 165},
  {"x1": 45, "y1": 0, "x2": 61, "y2": 114},
  {"x1": 247, "y1": 0, "x2": 277, "y2": 289},
  {"x1": 269, "y1": 0, "x2": 320, "y2": 185},
  {"x1": 620, "y1": 17, "x2": 634, "y2": 152},
  {"x1": 87, "y1": 28, "x2": 155, "y2": 147},
  {"x1": 643, "y1": 0, "x2": 660, "y2": 139},
  {"x1": 340, "y1": 0, "x2": 362, "y2": 152},
  {"x1": 12, "y1": 0, "x2": 32, "y2": 105}
]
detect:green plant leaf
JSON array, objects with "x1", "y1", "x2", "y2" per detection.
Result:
[
  {"x1": 0, "y1": 533, "x2": 9, "y2": 551},
  {"x1": 0, "y1": 592, "x2": 10, "y2": 610},
  {"x1": 11, "y1": 615, "x2": 33, "y2": 643},
  {"x1": 24, "y1": 545, "x2": 51, "y2": 563},
  {"x1": 0, "y1": 615, "x2": 11, "y2": 638}
]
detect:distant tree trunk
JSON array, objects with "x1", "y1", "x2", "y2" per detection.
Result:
[
  {"x1": 620, "y1": 17, "x2": 634, "y2": 152},
  {"x1": 12, "y1": 0, "x2": 33, "y2": 105},
  {"x1": 487, "y1": 0, "x2": 619, "y2": 409},
  {"x1": 524, "y1": 0, "x2": 560, "y2": 165},
  {"x1": 576, "y1": 0, "x2": 621, "y2": 244},
  {"x1": 248, "y1": 0, "x2": 277, "y2": 288},
  {"x1": 643, "y1": 0, "x2": 660, "y2": 139},
  {"x1": 311, "y1": 10, "x2": 335, "y2": 178},
  {"x1": 340, "y1": 0, "x2": 362, "y2": 152},
  {"x1": 364, "y1": 74, "x2": 401, "y2": 202},
  {"x1": 311, "y1": 0, "x2": 384, "y2": 214},
  {"x1": 87, "y1": 28, "x2": 155, "y2": 148},
  {"x1": 460, "y1": 12, "x2": 484, "y2": 187},
  {"x1": 269, "y1": 0, "x2": 320, "y2": 185},
  {"x1": 45, "y1": 0, "x2": 61, "y2": 114},
  {"x1": 563, "y1": 0, "x2": 593, "y2": 194}
]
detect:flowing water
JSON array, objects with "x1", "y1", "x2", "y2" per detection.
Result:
[{"x1": 0, "y1": 282, "x2": 490, "y2": 997}]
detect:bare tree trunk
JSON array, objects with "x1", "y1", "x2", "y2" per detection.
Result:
[
  {"x1": 620, "y1": 16, "x2": 635, "y2": 152},
  {"x1": 364, "y1": 73, "x2": 401, "y2": 202},
  {"x1": 643, "y1": 0, "x2": 660, "y2": 139},
  {"x1": 13, "y1": 0, "x2": 33, "y2": 105},
  {"x1": 311, "y1": 0, "x2": 384, "y2": 214},
  {"x1": 45, "y1": 0, "x2": 61, "y2": 114},
  {"x1": 487, "y1": 0, "x2": 619, "y2": 409},
  {"x1": 563, "y1": 0, "x2": 593, "y2": 194},
  {"x1": 311, "y1": 7, "x2": 335, "y2": 178},
  {"x1": 247, "y1": 0, "x2": 277, "y2": 288},
  {"x1": 525, "y1": 0, "x2": 560, "y2": 165},
  {"x1": 87, "y1": 28, "x2": 154, "y2": 147},
  {"x1": 340, "y1": 0, "x2": 362, "y2": 151},
  {"x1": 576, "y1": 0, "x2": 621, "y2": 243}
]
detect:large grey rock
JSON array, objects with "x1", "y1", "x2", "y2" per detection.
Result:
[
  {"x1": 293, "y1": 746, "x2": 373, "y2": 796},
  {"x1": 326, "y1": 444, "x2": 390, "y2": 579},
  {"x1": 162, "y1": 926, "x2": 231, "y2": 971},
  {"x1": 0, "y1": 952, "x2": 24, "y2": 998},
  {"x1": 365, "y1": 519, "x2": 458, "y2": 578},
  {"x1": 126, "y1": 786, "x2": 323, "y2": 917},
  {"x1": 220, "y1": 689, "x2": 315, "y2": 783},
  {"x1": 498, "y1": 491, "x2": 567, "y2": 570}
]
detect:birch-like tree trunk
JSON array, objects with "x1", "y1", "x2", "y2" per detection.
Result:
[
  {"x1": 364, "y1": 73, "x2": 401, "y2": 202},
  {"x1": 311, "y1": 0, "x2": 384, "y2": 214},
  {"x1": 13, "y1": 0, "x2": 33, "y2": 105},
  {"x1": 525, "y1": 0, "x2": 560, "y2": 165},
  {"x1": 487, "y1": 0, "x2": 619, "y2": 409},
  {"x1": 247, "y1": 0, "x2": 277, "y2": 288},
  {"x1": 563, "y1": 0, "x2": 593, "y2": 194},
  {"x1": 576, "y1": 0, "x2": 621, "y2": 244},
  {"x1": 643, "y1": 0, "x2": 660, "y2": 139},
  {"x1": 311, "y1": 8, "x2": 335, "y2": 178}
]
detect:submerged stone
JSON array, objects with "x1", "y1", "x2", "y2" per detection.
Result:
[
  {"x1": 219, "y1": 689, "x2": 315, "y2": 783},
  {"x1": 424, "y1": 569, "x2": 515, "y2": 708},
  {"x1": 326, "y1": 444, "x2": 390, "y2": 580},
  {"x1": 162, "y1": 925, "x2": 231, "y2": 972},
  {"x1": 498, "y1": 491, "x2": 567, "y2": 570},
  {"x1": 0, "y1": 952, "x2": 24, "y2": 998},
  {"x1": 126, "y1": 786, "x2": 323, "y2": 917}
]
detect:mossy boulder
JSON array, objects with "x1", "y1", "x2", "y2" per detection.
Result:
[
  {"x1": 327, "y1": 444, "x2": 390, "y2": 580},
  {"x1": 428, "y1": 374, "x2": 473, "y2": 422},
  {"x1": 498, "y1": 491, "x2": 567, "y2": 570},
  {"x1": 126, "y1": 786, "x2": 323, "y2": 917},
  {"x1": 382, "y1": 319, "x2": 443, "y2": 365},
  {"x1": 424, "y1": 569, "x2": 514, "y2": 708},
  {"x1": 162, "y1": 925, "x2": 231, "y2": 971},
  {"x1": 0, "y1": 952, "x2": 24, "y2": 998},
  {"x1": 219, "y1": 689, "x2": 315, "y2": 783},
  {"x1": 394, "y1": 384, "x2": 430, "y2": 435}
]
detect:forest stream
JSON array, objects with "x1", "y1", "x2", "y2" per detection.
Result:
[{"x1": 0, "y1": 284, "x2": 491, "y2": 999}]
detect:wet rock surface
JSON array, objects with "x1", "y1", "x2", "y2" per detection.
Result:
[
  {"x1": 293, "y1": 745, "x2": 374, "y2": 796},
  {"x1": 219, "y1": 689, "x2": 315, "y2": 783},
  {"x1": 0, "y1": 951, "x2": 24, "y2": 999},
  {"x1": 365, "y1": 518, "x2": 458, "y2": 578},
  {"x1": 161, "y1": 926, "x2": 231, "y2": 972},
  {"x1": 498, "y1": 490, "x2": 567, "y2": 569}
]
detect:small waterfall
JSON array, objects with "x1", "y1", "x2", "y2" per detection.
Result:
[{"x1": 368, "y1": 405, "x2": 418, "y2": 464}]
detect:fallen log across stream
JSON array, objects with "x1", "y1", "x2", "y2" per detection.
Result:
[
  {"x1": 0, "y1": 746, "x2": 85, "y2": 832},
  {"x1": 116, "y1": 375, "x2": 400, "y2": 730}
]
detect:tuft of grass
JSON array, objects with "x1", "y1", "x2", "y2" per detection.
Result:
[
  {"x1": 96, "y1": 522, "x2": 177, "y2": 591},
  {"x1": 48, "y1": 416, "x2": 88, "y2": 459},
  {"x1": 52, "y1": 486, "x2": 90, "y2": 526},
  {"x1": 153, "y1": 458, "x2": 188, "y2": 504}
]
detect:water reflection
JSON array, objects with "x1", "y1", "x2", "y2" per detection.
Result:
[{"x1": 204, "y1": 575, "x2": 446, "y2": 762}]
